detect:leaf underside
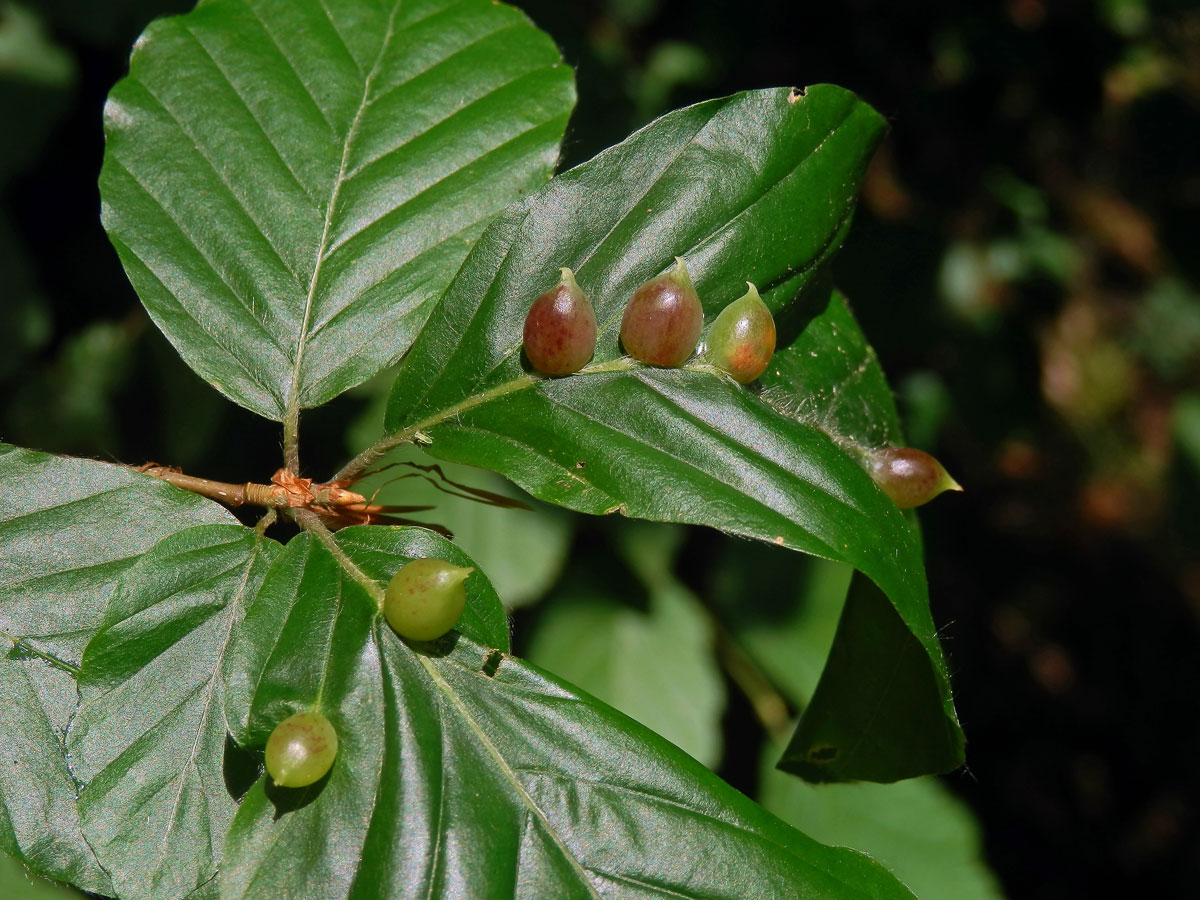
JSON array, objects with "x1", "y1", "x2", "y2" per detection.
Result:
[{"x1": 100, "y1": 0, "x2": 576, "y2": 420}]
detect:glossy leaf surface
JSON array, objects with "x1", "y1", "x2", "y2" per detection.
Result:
[
  {"x1": 100, "y1": 0, "x2": 575, "y2": 419},
  {"x1": 219, "y1": 525, "x2": 916, "y2": 899},
  {"x1": 69, "y1": 526, "x2": 278, "y2": 900},
  {"x1": 379, "y1": 86, "x2": 961, "y2": 779},
  {"x1": 0, "y1": 445, "x2": 236, "y2": 892}
]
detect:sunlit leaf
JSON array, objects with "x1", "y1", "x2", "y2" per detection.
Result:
[
  {"x1": 219, "y1": 525, "x2": 916, "y2": 899},
  {"x1": 100, "y1": 0, "x2": 575, "y2": 419},
  {"x1": 0, "y1": 445, "x2": 236, "y2": 892}
]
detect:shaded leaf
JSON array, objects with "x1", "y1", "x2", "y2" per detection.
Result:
[
  {"x1": 0, "y1": 849, "x2": 84, "y2": 900},
  {"x1": 710, "y1": 539, "x2": 1000, "y2": 897},
  {"x1": 708, "y1": 538, "x2": 853, "y2": 705},
  {"x1": 69, "y1": 525, "x2": 279, "y2": 900},
  {"x1": 0, "y1": 444, "x2": 236, "y2": 891},
  {"x1": 101, "y1": 0, "x2": 576, "y2": 419},
  {"x1": 526, "y1": 523, "x2": 725, "y2": 766},
  {"x1": 779, "y1": 573, "x2": 964, "y2": 782},
  {"x1": 219, "y1": 525, "x2": 916, "y2": 899},
  {"x1": 760, "y1": 747, "x2": 1005, "y2": 900}
]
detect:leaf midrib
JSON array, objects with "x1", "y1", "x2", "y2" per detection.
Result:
[
  {"x1": 418, "y1": 655, "x2": 606, "y2": 900},
  {"x1": 302, "y1": 523, "x2": 604, "y2": 899},
  {"x1": 287, "y1": 1, "x2": 403, "y2": 452}
]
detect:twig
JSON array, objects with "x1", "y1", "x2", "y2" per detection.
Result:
[{"x1": 713, "y1": 626, "x2": 794, "y2": 743}]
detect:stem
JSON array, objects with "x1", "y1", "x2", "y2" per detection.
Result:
[
  {"x1": 254, "y1": 508, "x2": 278, "y2": 536},
  {"x1": 283, "y1": 404, "x2": 300, "y2": 473},
  {"x1": 137, "y1": 468, "x2": 281, "y2": 508},
  {"x1": 292, "y1": 509, "x2": 385, "y2": 608},
  {"x1": 333, "y1": 356, "x2": 639, "y2": 484},
  {"x1": 715, "y1": 630, "x2": 794, "y2": 742}
]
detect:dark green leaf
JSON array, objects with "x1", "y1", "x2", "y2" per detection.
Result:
[
  {"x1": 222, "y1": 527, "x2": 507, "y2": 753},
  {"x1": 372, "y1": 83, "x2": 960, "y2": 777},
  {"x1": 710, "y1": 541, "x2": 999, "y2": 897},
  {"x1": 0, "y1": 444, "x2": 236, "y2": 891},
  {"x1": 68, "y1": 525, "x2": 279, "y2": 900},
  {"x1": 349, "y1": 445, "x2": 572, "y2": 609},
  {"x1": 101, "y1": 0, "x2": 576, "y2": 419},
  {"x1": 779, "y1": 573, "x2": 964, "y2": 782},
  {"x1": 219, "y1": 525, "x2": 916, "y2": 899}
]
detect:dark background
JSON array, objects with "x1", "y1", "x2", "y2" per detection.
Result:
[{"x1": 3, "y1": 0, "x2": 1199, "y2": 896}]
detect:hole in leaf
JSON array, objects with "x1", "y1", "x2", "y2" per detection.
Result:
[
  {"x1": 806, "y1": 744, "x2": 840, "y2": 763},
  {"x1": 223, "y1": 733, "x2": 263, "y2": 802},
  {"x1": 481, "y1": 649, "x2": 502, "y2": 677}
]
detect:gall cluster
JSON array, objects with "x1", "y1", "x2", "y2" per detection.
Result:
[{"x1": 521, "y1": 258, "x2": 776, "y2": 384}]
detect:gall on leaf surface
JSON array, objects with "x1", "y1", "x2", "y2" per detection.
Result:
[
  {"x1": 218, "y1": 525, "x2": 917, "y2": 900},
  {"x1": 379, "y1": 85, "x2": 964, "y2": 781}
]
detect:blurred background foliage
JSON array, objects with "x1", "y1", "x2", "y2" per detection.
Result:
[{"x1": 1, "y1": 0, "x2": 1197, "y2": 896}]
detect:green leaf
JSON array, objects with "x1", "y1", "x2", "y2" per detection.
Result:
[
  {"x1": 708, "y1": 538, "x2": 853, "y2": 705},
  {"x1": 68, "y1": 525, "x2": 279, "y2": 900},
  {"x1": 373, "y1": 85, "x2": 960, "y2": 778},
  {"x1": 760, "y1": 749, "x2": 1005, "y2": 900},
  {"x1": 779, "y1": 573, "x2": 964, "y2": 782},
  {"x1": 0, "y1": 657, "x2": 107, "y2": 896},
  {"x1": 222, "y1": 527, "x2": 508, "y2": 752},
  {"x1": 709, "y1": 540, "x2": 1000, "y2": 897},
  {"x1": 0, "y1": 444, "x2": 236, "y2": 892},
  {"x1": 220, "y1": 525, "x2": 916, "y2": 899},
  {"x1": 0, "y1": 850, "x2": 85, "y2": 900},
  {"x1": 526, "y1": 523, "x2": 725, "y2": 767},
  {"x1": 100, "y1": 0, "x2": 575, "y2": 420},
  {"x1": 709, "y1": 532, "x2": 965, "y2": 780}
]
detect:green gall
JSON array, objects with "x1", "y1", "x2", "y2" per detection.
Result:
[
  {"x1": 705, "y1": 282, "x2": 776, "y2": 384},
  {"x1": 264, "y1": 710, "x2": 338, "y2": 788},
  {"x1": 620, "y1": 257, "x2": 704, "y2": 367},
  {"x1": 384, "y1": 557, "x2": 474, "y2": 641},
  {"x1": 523, "y1": 267, "x2": 597, "y2": 375}
]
